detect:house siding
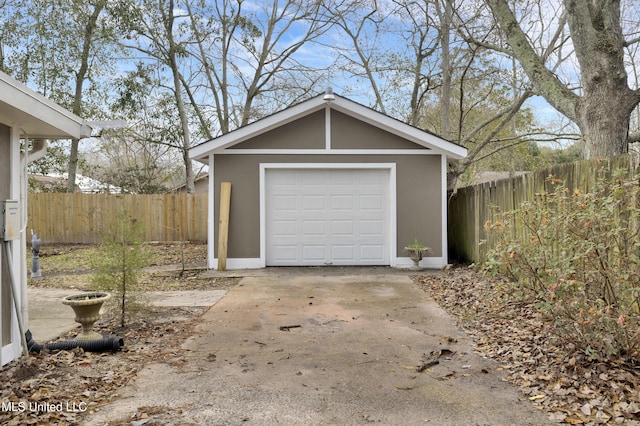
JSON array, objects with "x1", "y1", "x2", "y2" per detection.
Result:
[
  {"x1": 232, "y1": 110, "x2": 325, "y2": 150},
  {"x1": 331, "y1": 111, "x2": 429, "y2": 150},
  {"x1": 213, "y1": 154, "x2": 442, "y2": 260}
]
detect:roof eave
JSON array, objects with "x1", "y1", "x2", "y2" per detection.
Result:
[
  {"x1": 189, "y1": 93, "x2": 468, "y2": 160},
  {"x1": 329, "y1": 97, "x2": 467, "y2": 158},
  {"x1": 0, "y1": 71, "x2": 91, "y2": 139},
  {"x1": 189, "y1": 96, "x2": 328, "y2": 160}
]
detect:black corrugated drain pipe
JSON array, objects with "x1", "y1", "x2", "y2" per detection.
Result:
[{"x1": 25, "y1": 330, "x2": 124, "y2": 354}]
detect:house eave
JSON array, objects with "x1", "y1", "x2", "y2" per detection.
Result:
[
  {"x1": 189, "y1": 93, "x2": 467, "y2": 161},
  {"x1": 0, "y1": 71, "x2": 91, "y2": 139}
]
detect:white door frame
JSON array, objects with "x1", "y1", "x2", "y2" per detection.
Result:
[{"x1": 260, "y1": 163, "x2": 397, "y2": 268}]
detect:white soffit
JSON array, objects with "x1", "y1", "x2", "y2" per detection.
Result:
[{"x1": 0, "y1": 71, "x2": 91, "y2": 139}]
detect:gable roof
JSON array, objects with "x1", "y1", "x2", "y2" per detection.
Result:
[
  {"x1": 0, "y1": 71, "x2": 91, "y2": 139},
  {"x1": 189, "y1": 93, "x2": 467, "y2": 161}
]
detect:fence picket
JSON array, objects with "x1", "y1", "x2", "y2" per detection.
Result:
[
  {"x1": 448, "y1": 155, "x2": 637, "y2": 264},
  {"x1": 27, "y1": 193, "x2": 208, "y2": 244}
]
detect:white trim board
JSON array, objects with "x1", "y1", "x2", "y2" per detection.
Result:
[
  {"x1": 207, "y1": 257, "x2": 446, "y2": 270},
  {"x1": 205, "y1": 159, "x2": 449, "y2": 270},
  {"x1": 440, "y1": 155, "x2": 449, "y2": 266},
  {"x1": 216, "y1": 149, "x2": 435, "y2": 155},
  {"x1": 207, "y1": 155, "x2": 216, "y2": 269},
  {"x1": 260, "y1": 163, "x2": 397, "y2": 268},
  {"x1": 189, "y1": 93, "x2": 467, "y2": 162},
  {"x1": 209, "y1": 258, "x2": 263, "y2": 270}
]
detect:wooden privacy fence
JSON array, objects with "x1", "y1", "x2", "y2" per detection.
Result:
[
  {"x1": 27, "y1": 193, "x2": 208, "y2": 244},
  {"x1": 448, "y1": 155, "x2": 640, "y2": 264}
]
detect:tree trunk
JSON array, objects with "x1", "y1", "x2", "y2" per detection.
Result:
[
  {"x1": 565, "y1": 0, "x2": 636, "y2": 158},
  {"x1": 165, "y1": 0, "x2": 195, "y2": 193},
  {"x1": 439, "y1": 0, "x2": 452, "y2": 140},
  {"x1": 485, "y1": 0, "x2": 640, "y2": 160},
  {"x1": 66, "y1": 1, "x2": 105, "y2": 192},
  {"x1": 576, "y1": 88, "x2": 633, "y2": 158}
]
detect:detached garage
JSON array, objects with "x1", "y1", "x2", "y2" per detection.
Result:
[{"x1": 189, "y1": 92, "x2": 467, "y2": 269}]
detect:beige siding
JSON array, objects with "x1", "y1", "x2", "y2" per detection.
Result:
[
  {"x1": 214, "y1": 154, "x2": 442, "y2": 260},
  {"x1": 331, "y1": 111, "x2": 430, "y2": 150},
  {"x1": 233, "y1": 111, "x2": 325, "y2": 150}
]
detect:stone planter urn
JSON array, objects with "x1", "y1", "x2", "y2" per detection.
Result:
[
  {"x1": 62, "y1": 292, "x2": 111, "y2": 340},
  {"x1": 404, "y1": 245, "x2": 431, "y2": 269}
]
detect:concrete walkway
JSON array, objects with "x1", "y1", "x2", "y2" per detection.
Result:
[{"x1": 26, "y1": 288, "x2": 226, "y2": 343}]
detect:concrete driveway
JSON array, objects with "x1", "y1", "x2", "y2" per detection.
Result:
[{"x1": 85, "y1": 274, "x2": 550, "y2": 425}]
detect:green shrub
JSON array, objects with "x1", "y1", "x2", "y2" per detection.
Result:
[
  {"x1": 90, "y1": 208, "x2": 150, "y2": 328},
  {"x1": 485, "y1": 167, "x2": 640, "y2": 361}
]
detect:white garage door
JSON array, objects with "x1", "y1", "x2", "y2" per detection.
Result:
[{"x1": 265, "y1": 168, "x2": 390, "y2": 266}]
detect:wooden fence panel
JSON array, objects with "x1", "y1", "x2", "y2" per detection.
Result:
[
  {"x1": 448, "y1": 155, "x2": 638, "y2": 264},
  {"x1": 27, "y1": 193, "x2": 208, "y2": 244}
]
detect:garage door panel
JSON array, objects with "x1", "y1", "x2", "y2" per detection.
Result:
[
  {"x1": 272, "y1": 195, "x2": 297, "y2": 212},
  {"x1": 331, "y1": 172, "x2": 355, "y2": 185},
  {"x1": 331, "y1": 195, "x2": 354, "y2": 210},
  {"x1": 331, "y1": 245, "x2": 356, "y2": 262},
  {"x1": 331, "y1": 220, "x2": 355, "y2": 237},
  {"x1": 360, "y1": 245, "x2": 385, "y2": 261},
  {"x1": 360, "y1": 194, "x2": 384, "y2": 211},
  {"x1": 360, "y1": 220, "x2": 384, "y2": 236},
  {"x1": 302, "y1": 171, "x2": 325, "y2": 185},
  {"x1": 302, "y1": 220, "x2": 325, "y2": 236},
  {"x1": 302, "y1": 245, "x2": 326, "y2": 261},
  {"x1": 266, "y1": 169, "x2": 390, "y2": 266},
  {"x1": 271, "y1": 245, "x2": 298, "y2": 262},
  {"x1": 272, "y1": 220, "x2": 298, "y2": 236},
  {"x1": 302, "y1": 195, "x2": 325, "y2": 211},
  {"x1": 271, "y1": 172, "x2": 297, "y2": 186}
]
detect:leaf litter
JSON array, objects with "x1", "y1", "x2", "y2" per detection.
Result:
[
  {"x1": 413, "y1": 267, "x2": 640, "y2": 425},
  {"x1": 0, "y1": 306, "x2": 208, "y2": 425},
  {"x1": 7, "y1": 244, "x2": 640, "y2": 424},
  {"x1": 1, "y1": 243, "x2": 237, "y2": 425}
]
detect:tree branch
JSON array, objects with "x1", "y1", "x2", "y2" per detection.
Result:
[
  {"x1": 624, "y1": 36, "x2": 640, "y2": 47},
  {"x1": 484, "y1": 0, "x2": 578, "y2": 121}
]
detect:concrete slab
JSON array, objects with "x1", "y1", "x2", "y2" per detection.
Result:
[
  {"x1": 201, "y1": 265, "x2": 439, "y2": 278},
  {"x1": 83, "y1": 275, "x2": 551, "y2": 425},
  {"x1": 26, "y1": 288, "x2": 78, "y2": 343},
  {"x1": 144, "y1": 290, "x2": 226, "y2": 307},
  {"x1": 26, "y1": 288, "x2": 226, "y2": 343}
]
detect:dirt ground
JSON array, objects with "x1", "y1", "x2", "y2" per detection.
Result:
[
  {"x1": 1, "y1": 244, "x2": 639, "y2": 425},
  {"x1": 1, "y1": 243, "x2": 238, "y2": 426}
]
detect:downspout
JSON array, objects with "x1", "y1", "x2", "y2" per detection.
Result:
[{"x1": 27, "y1": 138, "x2": 48, "y2": 162}]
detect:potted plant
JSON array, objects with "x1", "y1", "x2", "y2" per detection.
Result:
[
  {"x1": 62, "y1": 292, "x2": 111, "y2": 340},
  {"x1": 405, "y1": 238, "x2": 430, "y2": 269}
]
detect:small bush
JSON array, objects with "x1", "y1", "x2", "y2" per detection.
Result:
[
  {"x1": 90, "y1": 209, "x2": 150, "y2": 328},
  {"x1": 485, "y1": 167, "x2": 640, "y2": 361}
]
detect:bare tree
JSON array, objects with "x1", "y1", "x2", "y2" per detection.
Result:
[
  {"x1": 116, "y1": 0, "x2": 197, "y2": 191},
  {"x1": 184, "y1": 0, "x2": 330, "y2": 136},
  {"x1": 393, "y1": 0, "x2": 442, "y2": 127},
  {"x1": 2, "y1": 0, "x2": 117, "y2": 191},
  {"x1": 484, "y1": 0, "x2": 640, "y2": 158},
  {"x1": 67, "y1": 0, "x2": 109, "y2": 192},
  {"x1": 84, "y1": 127, "x2": 182, "y2": 193}
]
